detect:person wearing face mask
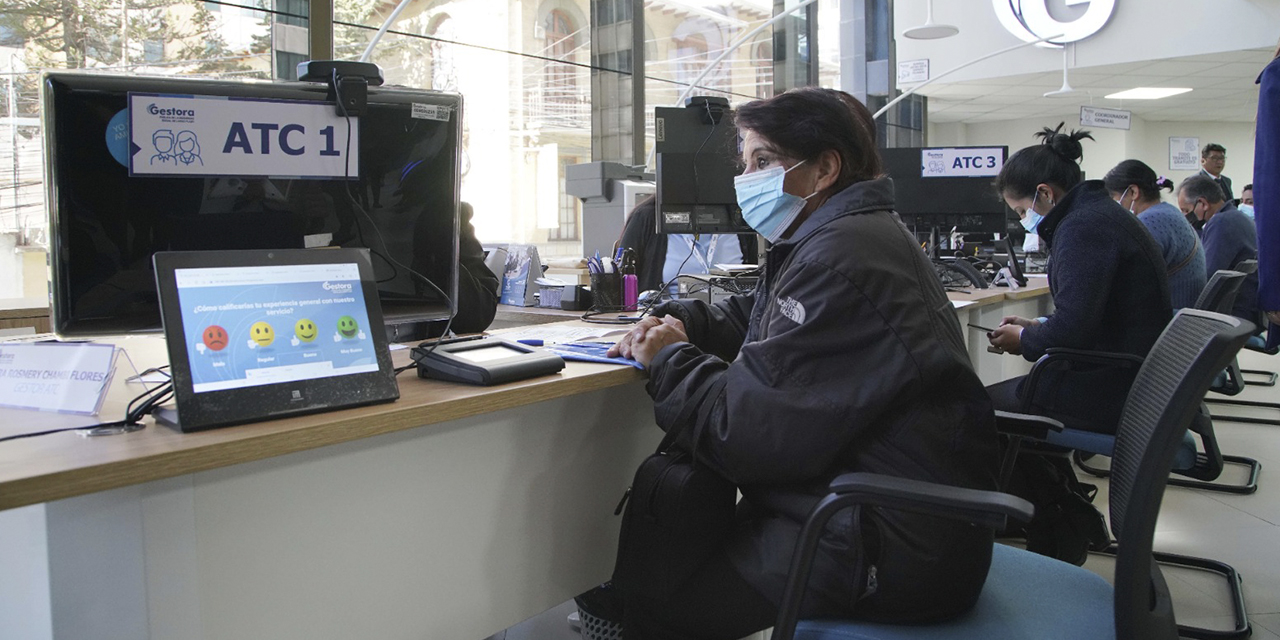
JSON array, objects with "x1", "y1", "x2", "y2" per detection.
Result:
[
  {"x1": 588, "y1": 88, "x2": 999, "y2": 639},
  {"x1": 1103, "y1": 159, "x2": 1205, "y2": 309},
  {"x1": 1178, "y1": 174, "x2": 1260, "y2": 329},
  {"x1": 987, "y1": 124, "x2": 1172, "y2": 437},
  {"x1": 1239, "y1": 184, "x2": 1255, "y2": 220}
]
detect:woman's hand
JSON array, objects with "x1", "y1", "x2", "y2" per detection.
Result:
[
  {"x1": 607, "y1": 315, "x2": 688, "y2": 367},
  {"x1": 1000, "y1": 315, "x2": 1040, "y2": 329},
  {"x1": 988, "y1": 324, "x2": 1024, "y2": 356}
]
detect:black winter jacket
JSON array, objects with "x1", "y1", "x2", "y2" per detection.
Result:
[
  {"x1": 1019, "y1": 181, "x2": 1172, "y2": 429},
  {"x1": 646, "y1": 177, "x2": 1000, "y2": 622}
]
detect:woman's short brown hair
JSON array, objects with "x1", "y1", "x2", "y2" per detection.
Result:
[{"x1": 734, "y1": 87, "x2": 882, "y2": 193}]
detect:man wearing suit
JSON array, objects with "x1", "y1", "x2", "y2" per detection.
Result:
[{"x1": 1200, "y1": 143, "x2": 1235, "y2": 202}]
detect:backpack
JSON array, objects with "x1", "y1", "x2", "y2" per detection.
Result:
[{"x1": 1002, "y1": 454, "x2": 1111, "y2": 566}]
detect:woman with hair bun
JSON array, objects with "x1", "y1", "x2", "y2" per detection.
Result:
[
  {"x1": 1104, "y1": 159, "x2": 1206, "y2": 309},
  {"x1": 988, "y1": 123, "x2": 1172, "y2": 436}
]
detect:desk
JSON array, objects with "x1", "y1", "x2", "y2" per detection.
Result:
[
  {"x1": 0, "y1": 298, "x2": 51, "y2": 334},
  {"x1": 0, "y1": 282, "x2": 1053, "y2": 640},
  {"x1": 0, "y1": 337, "x2": 658, "y2": 640}
]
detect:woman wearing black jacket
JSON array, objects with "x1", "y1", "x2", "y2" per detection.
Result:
[
  {"x1": 987, "y1": 125, "x2": 1172, "y2": 433},
  {"x1": 599, "y1": 88, "x2": 1000, "y2": 639}
]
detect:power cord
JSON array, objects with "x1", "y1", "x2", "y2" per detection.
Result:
[
  {"x1": 332, "y1": 71, "x2": 457, "y2": 368},
  {"x1": 0, "y1": 379, "x2": 174, "y2": 443}
]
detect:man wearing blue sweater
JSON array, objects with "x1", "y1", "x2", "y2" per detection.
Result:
[{"x1": 1179, "y1": 174, "x2": 1260, "y2": 327}]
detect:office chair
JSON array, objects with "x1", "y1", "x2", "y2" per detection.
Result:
[
  {"x1": 1075, "y1": 270, "x2": 1262, "y2": 495},
  {"x1": 770, "y1": 309, "x2": 1254, "y2": 640},
  {"x1": 1203, "y1": 261, "x2": 1280, "y2": 426}
]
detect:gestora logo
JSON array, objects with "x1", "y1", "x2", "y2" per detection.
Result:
[
  {"x1": 322, "y1": 281, "x2": 354, "y2": 294},
  {"x1": 993, "y1": 0, "x2": 1115, "y2": 45},
  {"x1": 147, "y1": 103, "x2": 196, "y2": 117}
]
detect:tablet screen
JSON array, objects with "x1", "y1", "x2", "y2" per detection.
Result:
[{"x1": 173, "y1": 262, "x2": 378, "y2": 393}]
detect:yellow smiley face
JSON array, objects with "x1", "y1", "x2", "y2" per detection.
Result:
[
  {"x1": 294, "y1": 318, "x2": 317, "y2": 343},
  {"x1": 250, "y1": 321, "x2": 275, "y2": 347}
]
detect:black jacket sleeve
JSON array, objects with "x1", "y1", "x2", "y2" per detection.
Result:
[
  {"x1": 646, "y1": 260, "x2": 923, "y2": 485},
  {"x1": 1020, "y1": 218, "x2": 1120, "y2": 360},
  {"x1": 448, "y1": 202, "x2": 500, "y2": 333},
  {"x1": 650, "y1": 293, "x2": 754, "y2": 362}
]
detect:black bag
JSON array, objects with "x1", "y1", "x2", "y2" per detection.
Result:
[
  {"x1": 1003, "y1": 454, "x2": 1111, "y2": 566},
  {"x1": 611, "y1": 377, "x2": 737, "y2": 601}
]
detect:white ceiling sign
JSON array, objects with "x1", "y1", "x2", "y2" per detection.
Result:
[
  {"x1": 1080, "y1": 105, "x2": 1131, "y2": 130},
  {"x1": 993, "y1": 0, "x2": 1116, "y2": 46},
  {"x1": 897, "y1": 59, "x2": 930, "y2": 84}
]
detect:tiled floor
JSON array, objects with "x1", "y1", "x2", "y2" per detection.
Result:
[{"x1": 488, "y1": 349, "x2": 1280, "y2": 640}]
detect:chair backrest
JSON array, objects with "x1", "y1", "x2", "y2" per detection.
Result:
[
  {"x1": 1192, "y1": 270, "x2": 1245, "y2": 314},
  {"x1": 1232, "y1": 259, "x2": 1258, "y2": 275},
  {"x1": 1108, "y1": 310, "x2": 1253, "y2": 639}
]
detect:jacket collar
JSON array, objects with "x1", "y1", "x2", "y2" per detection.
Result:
[
  {"x1": 774, "y1": 177, "x2": 896, "y2": 247},
  {"x1": 1035, "y1": 180, "x2": 1111, "y2": 247}
]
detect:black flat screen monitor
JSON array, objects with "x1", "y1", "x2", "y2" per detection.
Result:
[
  {"x1": 881, "y1": 146, "x2": 1008, "y2": 234},
  {"x1": 654, "y1": 100, "x2": 753, "y2": 235},
  {"x1": 44, "y1": 72, "x2": 462, "y2": 338}
]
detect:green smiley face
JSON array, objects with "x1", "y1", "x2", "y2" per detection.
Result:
[
  {"x1": 337, "y1": 315, "x2": 359, "y2": 339},
  {"x1": 294, "y1": 318, "x2": 317, "y2": 342}
]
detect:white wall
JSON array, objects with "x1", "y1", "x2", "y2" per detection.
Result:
[
  {"x1": 896, "y1": 0, "x2": 1280, "y2": 84},
  {"x1": 930, "y1": 116, "x2": 1258, "y2": 200}
]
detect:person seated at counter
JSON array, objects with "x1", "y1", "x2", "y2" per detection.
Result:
[
  {"x1": 592, "y1": 87, "x2": 1000, "y2": 639},
  {"x1": 1103, "y1": 159, "x2": 1206, "y2": 309},
  {"x1": 987, "y1": 125, "x2": 1172, "y2": 434},
  {"x1": 617, "y1": 195, "x2": 758, "y2": 294},
  {"x1": 1179, "y1": 174, "x2": 1262, "y2": 330}
]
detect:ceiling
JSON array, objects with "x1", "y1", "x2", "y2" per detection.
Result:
[{"x1": 920, "y1": 47, "x2": 1274, "y2": 124}]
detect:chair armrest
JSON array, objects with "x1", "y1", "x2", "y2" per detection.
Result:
[
  {"x1": 828, "y1": 472, "x2": 1035, "y2": 529},
  {"x1": 994, "y1": 409, "x2": 1065, "y2": 440},
  {"x1": 1021, "y1": 348, "x2": 1144, "y2": 412},
  {"x1": 771, "y1": 473, "x2": 1033, "y2": 640}
]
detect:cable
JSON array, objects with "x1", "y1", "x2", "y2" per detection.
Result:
[
  {"x1": 332, "y1": 73, "x2": 457, "y2": 362},
  {"x1": 0, "y1": 380, "x2": 173, "y2": 443}
]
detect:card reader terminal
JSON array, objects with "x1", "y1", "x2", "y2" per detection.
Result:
[{"x1": 411, "y1": 337, "x2": 565, "y2": 385}]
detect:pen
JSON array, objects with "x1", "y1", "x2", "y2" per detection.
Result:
[
  {"x1": 517, "y1": 339, "x2": 544, "y2": 346},
  {"x1": 967, "y1": 323, "x2": 996, "y2": 333}
]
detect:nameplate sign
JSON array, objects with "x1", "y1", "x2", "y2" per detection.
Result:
[
  {"x1": 128, "y1": 93, "x2": 359, "y2": 179},
  {"x1": 1080, "y1": 105, "x2": 1130, "y2": 130},
  {"x1": 0, "y1": 343, "x2": 117, "y2": 415},
  {"x1": 921, "y1": 147, "x2": 1005, "y2": 178}
]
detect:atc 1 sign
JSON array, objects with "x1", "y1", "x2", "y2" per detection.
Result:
[
  {"x1": 921, "y1": 147, "x2": 1005, "y2": 178},
  {"x1": 129, "y1": 93, "x2": 359, "y2": 179},
  {"x1": 1080, "y1": 105, "x2": 1131, "y2": 130}
]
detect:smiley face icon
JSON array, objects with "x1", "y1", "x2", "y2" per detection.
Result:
[
  {"x1": 202, "y1": 325, "x2": 229, "y2": 351},
  {"x1": 336, "y1": 315, "x2": 359, "y2": 340},
  {"x1": 249, "y1": 321, "x2": 275, "y2": 347},
  {"x1": 294, "y1": 318, "x2": 318, "y2": 343}
]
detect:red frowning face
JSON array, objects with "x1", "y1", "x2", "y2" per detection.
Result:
[{"x1": 202, "y1": 325, "x2": 228, "y2": 351}]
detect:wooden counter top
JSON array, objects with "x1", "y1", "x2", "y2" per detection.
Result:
[{"x1": 0, "y1": 335, "x2": 644, "y2": 512}]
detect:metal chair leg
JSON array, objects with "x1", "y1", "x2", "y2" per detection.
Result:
[
  {"x1": 1072, "y1": 451, "x2": 1260, "y2": 495},
  {"x1": 1240, "y1": 368, "x2": 1277, "y2": 387},
  {"x1": 1092, "y1": 545, "x2": 1251, "y2": 640},
  {"x1": 1205, "y1": 398, "x2": 1280, "y2": 426}
]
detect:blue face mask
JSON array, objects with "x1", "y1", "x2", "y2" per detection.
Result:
[
  {"x1": 1020, "y1": 192, "x2": 1046, "y2": 232},
  {"x1": 733, "y1": 161, "x2": 815, "y2": 243},
  {"x1": 1239, "y1": 203, "x2": 1255, "y2": 219}
]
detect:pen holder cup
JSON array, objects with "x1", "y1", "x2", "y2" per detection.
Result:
[{"x1": 589, "y1": 272, "x2": 623, "y2": 312}]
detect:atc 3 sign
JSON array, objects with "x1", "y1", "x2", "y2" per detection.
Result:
[
  {"x1": 921, "y1": 147, "x2": 1005, "y2": 178},
  {"x1": 128, "y1": 93, "x2": 359, "y2": 179}
]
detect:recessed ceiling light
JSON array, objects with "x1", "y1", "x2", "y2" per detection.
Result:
[{"x1": 1104, "y1": 87, "x2": 1193, "y2": 100}]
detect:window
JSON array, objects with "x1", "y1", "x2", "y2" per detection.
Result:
[
  {"x1": 543, "y1": 10, "x2": 577, "y2": 104},
  {"x1": 0, "y1": 0, "x2": 283, "y2": 300},
  {"x1": 753, "y1": 38, "x2": 773, "y2": 99},
  {"x1": 548, "y1": 157, "x2": 581, "y2": 241}
]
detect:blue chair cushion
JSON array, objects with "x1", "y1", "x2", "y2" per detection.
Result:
[
  {"x1": 1041, "y1": 429, "x2": 1197, "y2": 472},
  {"x1": 794, "y1": 543, "x2": 1115, "y2": 640},
  {"x1": 1044, "y1": 428, "x2": 1116, "y2": 457}
]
